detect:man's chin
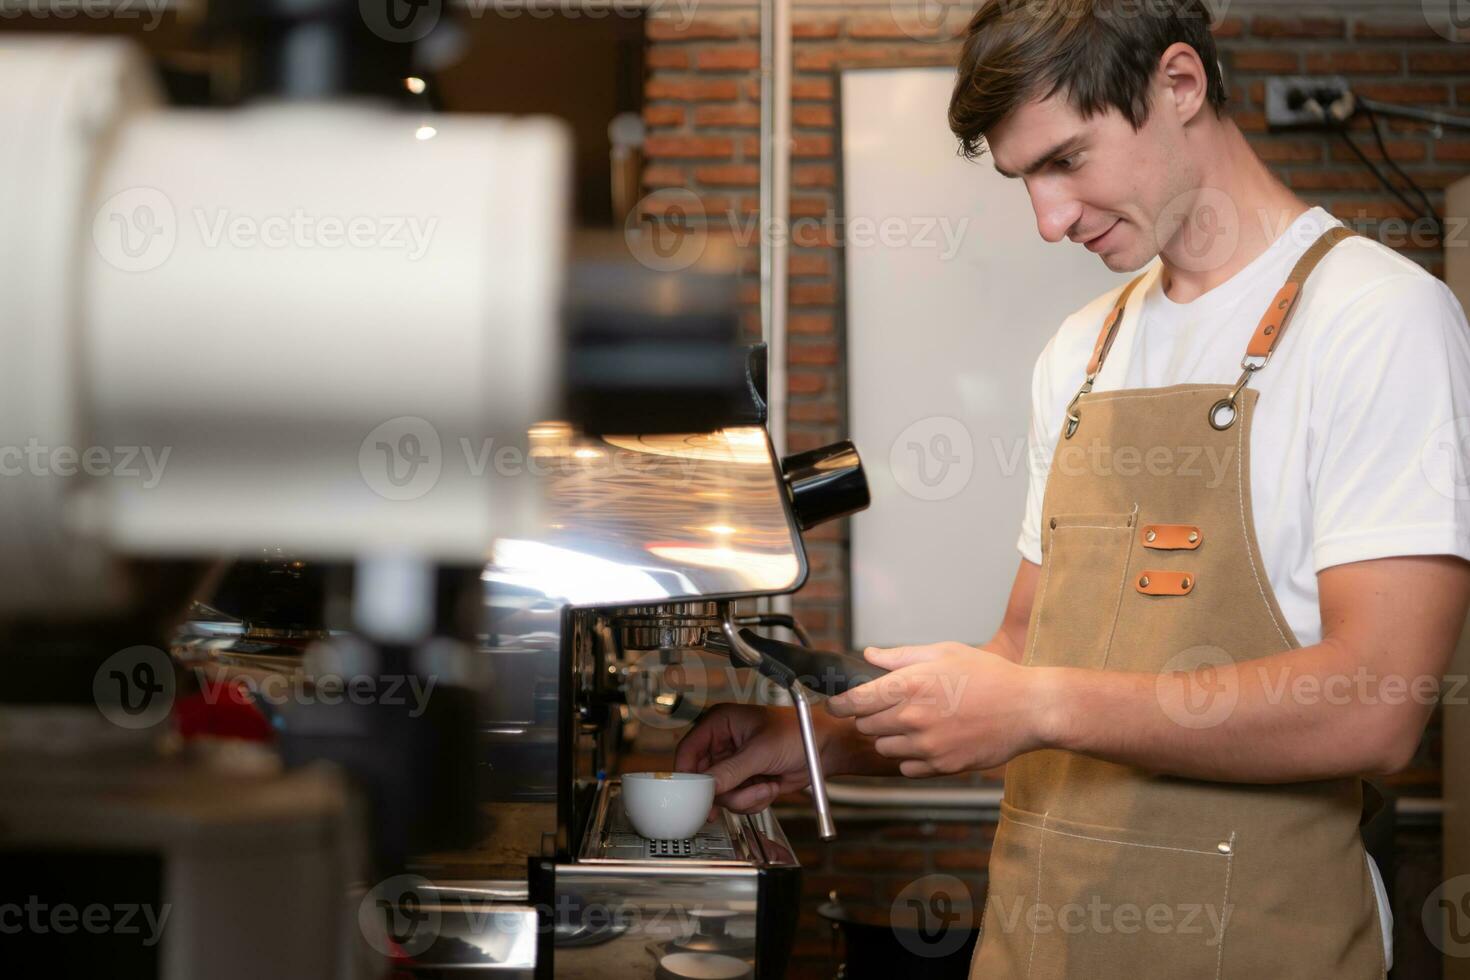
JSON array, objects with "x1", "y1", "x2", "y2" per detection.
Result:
[{"x1": 1096, "y1": 239, "x2": 1157, "y2": 274}]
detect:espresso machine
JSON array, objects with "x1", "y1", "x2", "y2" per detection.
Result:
[
  {"x1": 385, "y1": 417, "x2": 880, "y2": 980},
  {"x1": 0, "y1": 9, "x2": 883, "y2": 978}
]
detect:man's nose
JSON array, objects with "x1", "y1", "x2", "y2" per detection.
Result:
[{"x1": 1027, "y1": 184, "x2": 1080, "y2": 244}]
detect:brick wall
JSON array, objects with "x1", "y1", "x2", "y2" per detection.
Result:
[
  {"x1": 641, "y1": 1, "x2": 1470, "y2": 656},
  {"x1": 638, "y1": 4, "x2": 1469, "y2": 976}
]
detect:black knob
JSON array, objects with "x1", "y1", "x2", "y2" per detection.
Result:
[{"x1": 780, "y1": 441, "x2": 870, "y2": 531}]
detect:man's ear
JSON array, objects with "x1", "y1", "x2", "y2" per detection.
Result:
[{"x1": 1158, "y1": 41, "x2": 1209, "y2": 126}]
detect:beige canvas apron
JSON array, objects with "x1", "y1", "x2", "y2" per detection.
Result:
[{"x1": 970, "y1": 227, "x2": 1387, "y2": 979}]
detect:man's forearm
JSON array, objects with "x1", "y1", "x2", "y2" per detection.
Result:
[{"x1": 1031, "y1": 639, "x2": 1433, "y2": 782}]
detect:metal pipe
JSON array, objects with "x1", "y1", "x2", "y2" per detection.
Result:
[
  {"x1": 719, "y1": 602, "x2": 836, "y2": 839},
  {"x1": 758, "y1": 0, "x2": 792, "y2": 635},
  {"x1": 791, "y1": 685, "x2": 836, "y2": 840}
]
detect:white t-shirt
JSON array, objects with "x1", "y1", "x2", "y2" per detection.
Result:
[
  {"x1": 1015, "y1": 206, "x2": 1470, "y2": 967},
  {"x1": 1019, "y1": 206, "x2": 1470, "y2": 644}
]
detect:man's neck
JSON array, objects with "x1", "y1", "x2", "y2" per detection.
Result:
[{"x1": 1158, "y1": 120, "x2": 1309, "y2": 304}]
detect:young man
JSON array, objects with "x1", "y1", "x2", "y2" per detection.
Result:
[{"x1": 676, "y1": 1, "x2": 1470, "y2": 975}]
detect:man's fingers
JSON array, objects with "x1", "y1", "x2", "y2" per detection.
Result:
[
  {"x1": 853, "y1": 704, "x2": 911, "y2": 737},
  {"x1": 704, "y1": 747, "x2": 773, "y2": 796},
  {"x1": 874, "y1": 734, "x2": 919, "y2": 759},
  {"x1": 718, "y1": 777, "x2": 782, "y2": 814},
  {"x1": 899, "y1": 759, "x2": 939, "y2": 778},
  {"x1": 827, "y1": 669, "x2": 910, "y2": 718},
  {"x1": 863, "y1": 643, "x2": 946, "y2": 670},
  {"x1": 674, "y1": 704, "x2": 736, "y2": 773}
]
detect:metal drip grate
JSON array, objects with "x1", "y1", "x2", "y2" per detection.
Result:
[{"x1": 645, "y1": 837, "x2": 694, "y2": 858}]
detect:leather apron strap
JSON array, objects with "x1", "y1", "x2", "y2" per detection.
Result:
[{"x1": 1065, "y1": 224, "x2": 1360, "y2": 439}]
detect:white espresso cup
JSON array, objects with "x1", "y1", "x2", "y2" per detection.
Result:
[{"x1": 622, "y1": 771, "x2": 716, "y2": 840}]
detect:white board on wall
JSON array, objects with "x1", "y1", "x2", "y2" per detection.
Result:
[{"x1": 841, "y1": 66, "x2": 1131, "y2": 649}]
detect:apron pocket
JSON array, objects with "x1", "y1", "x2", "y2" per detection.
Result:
[
  {"x1": 1028, "y1": 511, "x2": 1138, "y2": 669},
  {"x1": 981, "y1": 801, "x2": 1236, "y2": 980}
]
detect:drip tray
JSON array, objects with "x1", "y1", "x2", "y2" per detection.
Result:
[{"x1": 584, "y1": 780, "x2": 742, "y2": 863}]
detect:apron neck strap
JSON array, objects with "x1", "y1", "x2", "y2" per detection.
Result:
[
  {"x1": 1243, "y1": 225, "x2": 1358, "y2": 363},
  {"x1": 1086, "y1": 274, "x2": 1148, "y2": 380}
]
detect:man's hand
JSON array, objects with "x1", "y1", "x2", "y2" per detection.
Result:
[
  {"x1": 674, "y1": 702, "x2": 892, "y2": 814},
  {"x1": 826, "y1": 641, "x2": 1053, "y2": 777}
]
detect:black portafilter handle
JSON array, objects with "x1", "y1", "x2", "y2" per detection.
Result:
[{"x1": 734, "y1": 629, "x2": 888, "y2": 697}]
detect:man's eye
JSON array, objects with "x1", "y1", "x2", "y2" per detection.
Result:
[{"x1": 1055, "y1": 156, "x2": 1078, "y2": 172}]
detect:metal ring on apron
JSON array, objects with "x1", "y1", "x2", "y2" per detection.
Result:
[{"x1": 1210, "y1": 360, "x2": 1265, "y2": 431}]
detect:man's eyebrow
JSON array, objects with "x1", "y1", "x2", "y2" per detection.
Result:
[{"x1": 993, "y1": 136, "x2": 1087, "y2": 179}]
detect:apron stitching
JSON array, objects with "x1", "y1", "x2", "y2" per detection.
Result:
[
  {"x1": 1024, "y1": 551, "x2": 1054, "y2": 668},
  {"x1": 1214, "y1": 831, "x2": 1236, "y2": 980},
  {"x1": 1098, "y1": 506, "x2": 1139, "y2": 670},
  {"x1": 1082, "y1": 387, "x2": 1231, "y2": 404},
  {"x1": 1025, "y1": 811, "x2": 1049, "y2": 979},
  {"x1": 1231, "y1": 403, "x2": 1292, "y2": 648},
  {"x1": 1021, "y1": 824, "x2": 1228, "y2": 857}
]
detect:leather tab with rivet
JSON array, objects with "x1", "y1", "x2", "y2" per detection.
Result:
[
  {"x1": 1141, "y1": 524, "x2": 1203, "y2": 550},
  {"x1": 1136, "y1": 571, "x2": 1196, "y2": 596},
  {"x1": 1246, "y1": 282, "x2": 1301, "y2": 358}
]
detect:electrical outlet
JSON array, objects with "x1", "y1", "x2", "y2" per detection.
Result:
[{"x1": 1265, "y1": 76, "x2": 1354, "y2": 128}]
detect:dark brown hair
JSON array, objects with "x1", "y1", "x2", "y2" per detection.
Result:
[{"x1": 949, "y1": 0, "x2": 1229, "y2": 160}]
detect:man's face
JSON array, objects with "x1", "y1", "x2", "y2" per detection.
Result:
[{"x1": 987, "y1": 86, "x2": 1195, "y2": 272}]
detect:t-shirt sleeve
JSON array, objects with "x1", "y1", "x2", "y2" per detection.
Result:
[
  {"x1": 1309, "y1": 274, "x2": 1470, "y2": 572},
  {"x1": 1017, "y1": 338, "x2": 1061, "y2": 566}
]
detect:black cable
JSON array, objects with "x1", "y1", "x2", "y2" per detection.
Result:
[
  {"x1": 1329, "y1": 115, "x2": 1436, "y2": 234},
  {"x1": 1358, "y1": 100, "x2": 1443, "y2": 239}
]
